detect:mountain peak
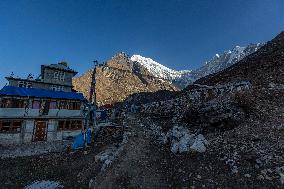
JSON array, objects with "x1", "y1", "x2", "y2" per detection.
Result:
[
  {"x1": 131, "y1": 55, "x2": 192, "y2": 82},
  {"x1": 111, "y1": 52, "x2": 130, "y2": 60}
]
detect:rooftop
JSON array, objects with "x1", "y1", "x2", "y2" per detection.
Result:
[
  {"x1": 42, "y1": 62, "x2": 78, "y2": 73},
  {"x1": 0, "y1": 86, "x2": 85, "y2": 101}
]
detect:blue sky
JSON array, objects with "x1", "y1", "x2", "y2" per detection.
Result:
[{"x1": 0, "y1": 0, "x2": 283, "y2": 87}]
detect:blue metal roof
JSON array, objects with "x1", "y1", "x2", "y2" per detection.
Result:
[{"x1": 0, "y1": 86, "x2": 85, "y2": 101}]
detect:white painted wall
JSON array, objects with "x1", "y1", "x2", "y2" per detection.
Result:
[
  {"x1": 0, "y1": 133, "x2": 21, "y2": 144},
  {"x1": 23, "y1": 120, "x2": 34, "y2": 143},
  {"x1": 47, "y1": 119, "x2": 57, "y2": 141}
]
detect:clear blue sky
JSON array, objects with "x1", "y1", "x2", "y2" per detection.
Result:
[{"x1": 0, "y1": 0, "x2": 283, "y2": 87}]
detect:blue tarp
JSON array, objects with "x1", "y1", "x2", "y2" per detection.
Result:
[
  {"x1": 0, "y1": 86, "x2": 85, "y2": 100},
  {"x1": 71, "y1": 132, "x2": 85, "y2": 150},
  {"x1": 71, "y1": 129, "x2": 92, "y2": 150}
]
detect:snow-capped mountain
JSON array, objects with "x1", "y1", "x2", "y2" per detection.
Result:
[
  {"x1": 193, "y1": 43, "x2": 264, "y2": 79},
  {"x1": 131, "y1": 43, "x2": 264, "y2": 89}
]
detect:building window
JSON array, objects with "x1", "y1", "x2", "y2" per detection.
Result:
[
  {"x1": 1, "y1": 99, "x2": 11, "y2": 108},
  {"x1": 0, "y1": 120, "x2": 22, "y2": 133},
  {"x1": 18, "y1": 81, "x2": 25, "y2": 87},
  {"x1": 51, "y1": 85, "x2": 64, "y2": 92},
  {"x1": 58, "y1": 100, "x2": 68, "y2": 109},
  {"x1": 26, "y1": 82, "x2": 32, "y2": 88},
  {"x1": 32, "y1": 100, "x2": 41, "y2": 109},
  {"x1": 54, "y1": 71, "x2": 65, "y2": 81},
  {"x1": 70, "y1": 120, "x2": 81, "y2": 130},
  {"x1": 70, "y1": 101, "x2": 81, "y2": 110},
  {"x1": 49, "y1": 101, "x2": 57, "y2": 109},
  {"x1": 0, "y1": 98, "x2": 26, "y2": 108},
  {"x1": 59, "y1": 72, "x2": 65, "y2": 81},
  {"x1": 58, "y1": 120, "x2": 82, "y2": 131},
  {"x1": 11, "y1": 121, "x2": 22, "y2": 132},
  {"x1": 54, "y1": 72, "x2": 59, "y2": 80},
  {"x1": 1, "y1": 121, "x2": 11, "y2": 132},
  {"x1": 18, "y1": 81, "x2": 32, "y2": 88},
  {"x1": 11, "y1": 99, "x2": 25, "y2": 108}
]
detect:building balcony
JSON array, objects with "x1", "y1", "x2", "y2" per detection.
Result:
[{"x1": 0, "y1": 108, "x2": 83, "y2": 119}]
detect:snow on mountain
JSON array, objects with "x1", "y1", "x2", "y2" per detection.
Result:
[
  {"x1": 130, "y1": 55, "x2": 192, "y2": 81},
  {"x1": 131, "y1": 43, "x2": 264, "y2": 89},
  {"x1": 194, "y1": 43, "x2": 264, "y2": 79}
]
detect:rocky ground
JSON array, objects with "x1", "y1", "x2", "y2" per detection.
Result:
[
  {"x1": 0, "y1": 126, "x2": 126, "y2": 189},
  {"x1": 94, "y1": 110, "x2": 284, "y2": 188},
  {"x1": 0, "y1": 141, "x2": 71, "y2": 159},
  {"x1": 0, "y1": 147, "x2": 103, "y2": 189}
]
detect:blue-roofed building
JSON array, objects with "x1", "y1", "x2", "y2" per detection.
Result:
[{"x1": 0, "y1": 62, "x2": 88, "y2": 145}]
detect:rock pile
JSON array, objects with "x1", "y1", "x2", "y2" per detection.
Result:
[
  {"x1": 183, "y1": 96, "x2": 246, "y2": 132},
  {"x1": 141, "y1": 81, "x2": 251, "y2": 122},
  {"x1": 161, "y1": 125, "x2": 209, "y2": 153}
]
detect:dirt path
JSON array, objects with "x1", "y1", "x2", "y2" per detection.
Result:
[{"x1": 94, "y1": 114, "x2": 171, "y2": 188}]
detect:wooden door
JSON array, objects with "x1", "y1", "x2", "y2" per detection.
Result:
[{"x1": 33, "y1": 120, "x2": 48, "y2": 142}]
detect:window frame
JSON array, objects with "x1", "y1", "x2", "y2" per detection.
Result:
[
  {"x1": 59, "y1": 72, "x2": 65, "y2": 81},
  {"x1": 0, "y1": 120, "x2": 22, "y2": 133},
  {"x1": 57, "y1": 120, "x2": 82, "y2": 131},
  {"x1": 18, "y1": 81, "x2": 25, "y2": 88},
  {"x1": 49, "y1": 101, "x2": 57, "y2": 109},
  {"x1": 54, "y1": 71, "x2": 59, "y2": 80},
  {"x1": 51, "y1": 85, "x2": 64, "y2": 92},
  {"x1": 26, "y1": 82, "x2": 32, "y2": 88},
  {"x1": 32, "y1": 100, "x2": 41, "y2": 109}
]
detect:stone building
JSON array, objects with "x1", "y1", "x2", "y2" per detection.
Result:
[
  {"x1": 0, "y1": 62, "x2": 86, "y2": 145},
  {"x1": 5, "y1": 62, "x2": 77, "y2": 92}
]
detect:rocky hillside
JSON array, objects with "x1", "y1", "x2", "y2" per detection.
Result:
[{"x1": 73, "y1": 53, "x2": 177, "y2": 106}]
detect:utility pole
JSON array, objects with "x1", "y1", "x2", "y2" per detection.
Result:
[
  {"x1": 90, "y1": 60, "x2": 98, "y2": 128},
  {"x1": 90, "y1": 60, "x2": 97, "y2": 103}
]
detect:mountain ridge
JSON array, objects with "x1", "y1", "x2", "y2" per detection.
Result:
[
  {"x1": 131, "y1": 43, "x2": 263, "y2": 88},
  {"x1": 72, "y1": 42, "x2": 264, "y2": 105}
]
